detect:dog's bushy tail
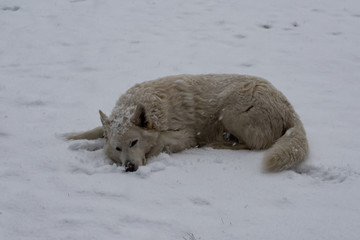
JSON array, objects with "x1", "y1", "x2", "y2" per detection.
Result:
[
  {"x1": 264, "y1": 118, "x2": 309, "y2": 172},
  {"x1": 67, "y1": 126, "x2": 103, "y2": 140}
]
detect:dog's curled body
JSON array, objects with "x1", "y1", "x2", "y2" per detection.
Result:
[{"x1": 68, "y1": 74, "x2": 308, "y2": 172}]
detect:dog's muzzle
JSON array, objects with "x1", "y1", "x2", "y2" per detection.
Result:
[{"x1": 125, "y1": 161, "x2": 136, "y2": 172}]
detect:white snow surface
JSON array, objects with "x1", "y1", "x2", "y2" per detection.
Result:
[{"x1": 1, "y1": 0, "x2": 360, "y2": 239}]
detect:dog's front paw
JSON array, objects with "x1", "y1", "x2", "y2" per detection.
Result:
[{"x1": 68, "y1": 139, "x2": 105, "y2": 151}]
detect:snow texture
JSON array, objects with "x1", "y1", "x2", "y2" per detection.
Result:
[{"x1": 1, "y1": 0, "x2": 360, "y2": 239}]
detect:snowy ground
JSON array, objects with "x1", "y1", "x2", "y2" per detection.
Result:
[{"x1": 1, "y1": 0, "x2": 360, "y2": 239}]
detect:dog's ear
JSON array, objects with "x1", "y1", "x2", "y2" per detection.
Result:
[
  {"x1": 131, "y1": 104, "x2": 154, "y2": 129},
  {"x1": 99, "y1": 110, "x2": 110, "y2": 138}
]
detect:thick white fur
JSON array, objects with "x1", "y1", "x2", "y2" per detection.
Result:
[{"x1": 68, "y1": 74, "x2": 308, "y2": 172}]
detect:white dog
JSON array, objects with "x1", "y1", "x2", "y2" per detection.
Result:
[{"x1": 68, "y1": 74, "x2": 308, "y2": 172}]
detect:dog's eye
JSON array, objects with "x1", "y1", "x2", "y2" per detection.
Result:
[
  {"x1": 130, "y1": 140, "x2": 138, "y2": 148},
  {"x1": 115, "y1": 147, "x2": 122, "y2": 152}
]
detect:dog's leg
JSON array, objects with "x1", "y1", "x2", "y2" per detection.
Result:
[
  {"x1": 206, "y1": 142, "x2": 248, "y2": 150},
  {"x1": 155, "y1": 130, "x2": 197, "y2": 154},
  {"x1": 220, "y1": 104, "x2": 280, "y2": 150},
  {"x1": 67, "y1": 126, "x2": 103, "y2": 140},
  {"x1": 205, "y1": 131, "x2": 248, "y2": 150},
  {"x1": 146, "y1": 130, "x2": 197, "y2": 159}
]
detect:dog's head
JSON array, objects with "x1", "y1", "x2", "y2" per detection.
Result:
[{"x1": 99, "y1": 105, "x2": 159, "y2": 172}]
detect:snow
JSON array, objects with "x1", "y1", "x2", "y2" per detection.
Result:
[{"x1": 1, "y1": 0, "x2": 360, "y2": 239}]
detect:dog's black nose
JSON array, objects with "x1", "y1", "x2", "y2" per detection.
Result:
[{"x1": 125, "y1": 161, "x2": 136, "y2": 172}]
